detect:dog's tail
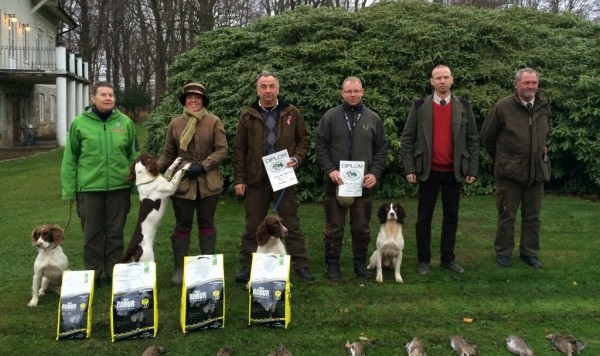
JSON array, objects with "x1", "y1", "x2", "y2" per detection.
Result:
[{"x1": 121, "y1": 242, "x2": 141, "y2": 263}]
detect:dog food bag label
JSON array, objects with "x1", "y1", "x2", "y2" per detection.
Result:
[
  {"x1": 56, "y1": 270, "x2": 95, "y2": 340},
  {"x1": 110, "y1": 262, "x2": 158, "y2": 341},
  {"x1": 248, "y1": 253, "x2": 291, "y2": 328},
  {"x1": 180, "y1": 254, "x2": 225, "y2": 333}
]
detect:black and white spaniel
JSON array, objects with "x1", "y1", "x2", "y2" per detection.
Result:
[
  {"x1": 255, "y1": 215, "x2": 288, "y2": 255},
  {"x1": 121, "y1": 154, "x2": 190, "y2": 263},
  {"x1": 367, "y1": 202, "x2": 406, "y2": 283},
  {"x1": 28, "y1": 224, "x2": 69, "y2": 307}
]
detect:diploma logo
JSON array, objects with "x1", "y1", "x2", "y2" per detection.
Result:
[
  {"x1": 343, "y1": 169, "x2": 360, "y2": 181},
  {"x1": 269, "y1": 160, "x2": 286, "y2": 173}
]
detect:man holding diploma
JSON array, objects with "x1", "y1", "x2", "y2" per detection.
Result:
[
  {"x1": 233, "y1": 71, "x2": 314, "y2": 283},
  {"x1": 316, "y1": 76, "x2": 388, "y2": 282}
]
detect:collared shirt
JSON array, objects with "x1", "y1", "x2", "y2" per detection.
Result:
[
  {"x1": 433, "y1": 94, "x2": 451, "y2": 106},
  {"x1": 259, "y1": 99, "x2": 279, "y2": 112},
  {"x1": 519, "y1": 97, "x2": 535, "y2": 107}
]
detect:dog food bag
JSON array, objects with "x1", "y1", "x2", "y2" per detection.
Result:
[
  {"x1": 56, "y1": 270, "x2": 95, "y2": 340},
  {"x1": 180, "y1": 254, "x2": 225, "y2": 333},
  {"x1": 248, "y1": 253, "x2": 291, "y2": 328},
  {"x1": 110, "y1": 262, "x2": 158, "y2": 341}
]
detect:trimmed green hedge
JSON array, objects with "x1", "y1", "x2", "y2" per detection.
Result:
[{"x1": 145, "y1": 1, "x2": 600, "y2": 200}]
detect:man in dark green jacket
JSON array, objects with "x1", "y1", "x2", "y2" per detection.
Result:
[
  {"x1": 316, "y1": 76, "x2": 388, "y2": 281},
  {"x1": 401, "y1": 65, "x2": 479, "y2": 275},
  {"x1": 61, "y1": 81, "x2": 139, "y2": 286},
  {"x1": 481, "y1": 68, "x2": 551, "y2": 269}
]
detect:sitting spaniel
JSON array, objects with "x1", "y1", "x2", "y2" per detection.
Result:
[
  {"x1": 256, "y1": 215, "x2": 288, "y2": 255},
  {"x1": 367, "y1": 202, "x2": 406, "y2": 283},
  {"x1": 28, "y1": 224, "x2": 69, "y2": 307},
  {"x1": 121, "y1": 154, "x2": 190, "y2": 263}
]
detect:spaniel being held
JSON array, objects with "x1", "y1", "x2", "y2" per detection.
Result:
[
  {"x1": 256, "y1": 215, "x2": 288, "y2": 255},
  {"x1": 28, "y1": 224, "x2": 69, "y2": 307},
  {"x1": 367, "y1": 202, "x2": 406, "y2": 283},
  {"x1": 121, "y1": 154, "x2": 190, "y2": 263}
]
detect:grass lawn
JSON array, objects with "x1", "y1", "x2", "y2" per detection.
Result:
[{"x1": 0, "y1": 139, "x2": 598, "y2": 355}]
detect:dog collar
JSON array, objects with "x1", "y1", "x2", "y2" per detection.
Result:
[{"x1": 136, "y1": 175, "x2": 160, "y2": 186}]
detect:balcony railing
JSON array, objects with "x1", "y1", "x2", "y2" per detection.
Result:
[{"x1": 0, "y1": 45, "x2": 57, "y2": 71}]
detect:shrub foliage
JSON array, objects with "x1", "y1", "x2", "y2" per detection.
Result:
[{"x1": 145, "y1": 1, "x2": 600, "y2": 200}]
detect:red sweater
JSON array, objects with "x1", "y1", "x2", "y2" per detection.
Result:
[{"x1": 431, "y1": 101, "x2": 453, "y2": 172}]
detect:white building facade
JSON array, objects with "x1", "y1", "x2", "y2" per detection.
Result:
[{"x1": 0, "y1": 0, "x2": 88, "y2": 147}]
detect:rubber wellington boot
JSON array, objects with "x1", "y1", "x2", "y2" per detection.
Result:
[
  {"x1": 199, "y1": 232, "x2": 217, "y2": 255},
  {"x1": 325, "y1": 252, "x2": 341, "y2": 282},
  {"x1": 353, "y1": 251, "x2": 374, "y2": 278},
  {"x1": 170, "y1": 237, "x2": 190, "y2": 285}
]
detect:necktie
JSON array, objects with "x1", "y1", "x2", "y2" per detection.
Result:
[
  {"x1": 440, "y1": 99, "x2": 446, "y2": 106},
  {"x1": 526, "y1": 103, "x2": 533, "y2": 115}
]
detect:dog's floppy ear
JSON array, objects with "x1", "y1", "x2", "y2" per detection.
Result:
[
  {"x1": 51, "y1": 225, "x2": 65, "y2": 245},
  {"x1": 143, "y1": 155, "x2": 160, "y2": 177},
  {"x1": 128, "y1": 154, "x2": 145, "y2": 182},
  {"x1": 127, "y1": 159, "x2": 137, "y2": 182},
  {"x1": 395, "y1": 203, "x2": 407, "y2": 224},
  {"x1": 30, "y1": 225, "x2": 40, "y2": 246},
  {"x1": 378, "y1": 204, "x2": 388, "y2": 224},
  {"x1": 256, "y1": 220, "x2": 269, "y2": 245}
]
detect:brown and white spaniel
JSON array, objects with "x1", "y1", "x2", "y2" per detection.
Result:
[
  {"x1": 28, "y1": 224, "x2": 69, "y2": 307},
  {"x1": 367, "y1": 202, "x2": 406, "y2": 283},
  {"x1": 255, "y1": 215, "x2": 288, "y2": 255},
  {"x1": 121, "y1": 154, "x2": 190, "y2": 263}
]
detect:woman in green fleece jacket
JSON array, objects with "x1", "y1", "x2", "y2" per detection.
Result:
[{"x1": 61, "y1": 81, "x2": 139, "y2": 286}]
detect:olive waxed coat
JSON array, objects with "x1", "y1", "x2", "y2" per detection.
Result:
[{"x1": 480, "y1": 92, "x2": 551, "y2": 186}]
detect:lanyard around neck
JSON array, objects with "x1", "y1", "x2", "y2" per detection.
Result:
[
  {"x1": 344, "y1": 112, "x2": 361, "y2": 131},
  {"x1": 344, "y1": 112, "x2": 361, "y2": 156}
]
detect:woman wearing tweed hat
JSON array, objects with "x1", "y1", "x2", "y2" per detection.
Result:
[{"x1": 157, "y1": 82, "x2": 227, "y2": 285}]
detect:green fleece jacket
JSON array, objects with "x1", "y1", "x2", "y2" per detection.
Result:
[{"x1": 61, "y1": 108, "x2": 139, "y2": 200}]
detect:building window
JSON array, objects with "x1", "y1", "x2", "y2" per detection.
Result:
[
  {"x1": 23, "y1": 26, "x2": 30, "y2": 63},
  {"x1": 50, "y1": 95, "x2": 56, "y2": 123},
  {"x1": 39, "y1": 93, "x2": 46, "y2": 124},
  {"x1": 23, "y1": 97, "x2": 31, "y2": 125},
  {"x1": 36, "y1": 33, "x2": 42, "y2": 67},
  {"x1": 9, "y1": 21, "x2": 17, "y2": 58},
  {"x1": 47, "y1": 38, "x2": 53, "y2": 67}
]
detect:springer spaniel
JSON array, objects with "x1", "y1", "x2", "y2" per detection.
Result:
[
  {"x1": 256, "y1": 215, "x2": 288, "y2": 255},
  {"x1": 121, "y1": 154, "x2": 190, "y2": 263},
  {"x1": 28, "y1": 224, "x2": 69, "y2": 307},
  {"x1": 367, "y1": 202, "x2": 406, "y2": 283}
]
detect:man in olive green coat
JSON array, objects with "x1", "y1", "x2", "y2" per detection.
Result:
[{"x1": 481, "y1": 68, "x2": 551, "y2": 269}]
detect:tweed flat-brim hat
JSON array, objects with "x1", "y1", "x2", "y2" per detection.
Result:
[{"x1": 179, "y1": 82, "x2": 210, "y2": 107}]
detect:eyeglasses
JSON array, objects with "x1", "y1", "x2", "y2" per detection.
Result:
[{"x1": 343, "y1": 89, "x2": 363, "y2": 95}]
